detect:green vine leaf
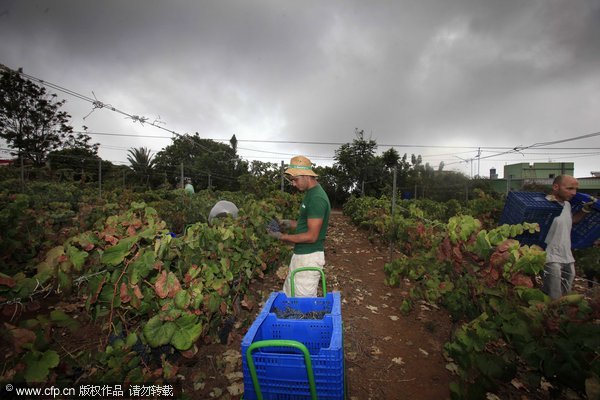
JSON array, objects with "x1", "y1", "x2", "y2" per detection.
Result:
[
  {"x1": 23, "y1": 350, "x2": 60, "y2": 383},
  {"x1": 171, "y1": 314, "x2": 203, "y2": 351},
  {"x1": 143, "y1": 315, "x2": 176, "y2": 348},
  {"x1": 66, "y1": 244, "x2": 88, "y2": 272},
  {"x1": 57, "y1": 270, "x2": 72, "y2": 295},
  {"x1": 471, "y1": 230, "x2": 492, "y2": 258},
  {"x1": 101, "y1": 236, "x2": 139, "y2": 267},
  {"x1": 125, "y1": 332, "x2": 138, "y2": 348},
  {"x1": 50, "y1": 309, "x2": 80, "y2": 332},
  {"x1": 129, "y1": 250, "x2": 155, "y2": 285},
  {"x1": 174, "y1": 290, "x2": 191, "y2": 310}
]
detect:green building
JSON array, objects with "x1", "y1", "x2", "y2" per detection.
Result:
[{"x1": 489, "y1": 162, "x2": 600, "y2": 195}]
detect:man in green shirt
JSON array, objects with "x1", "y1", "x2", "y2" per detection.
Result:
[{"x1": 268, "y1": 155, "x2": 331, "y2": 297}]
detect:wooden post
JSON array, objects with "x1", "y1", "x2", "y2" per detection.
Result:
[
  {"x1": 281, "y1": 160, "x2": 285, "y2": 192},
  {"x1": 389, "y1": 166, "x2": 397, "y2": 262},
  {"x1": 98, "y1": 159, "x2": 102, "y2": 198},
  {"x1": 180, "y1": 163, "x2": 184, "y2": 189}
]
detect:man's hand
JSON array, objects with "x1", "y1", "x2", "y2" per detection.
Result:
[
  {"x1": 267, "y1": 230, "x2": 282, "y2": 240},
  {"x1": 279, "y1": 219, "x2": 294, "y2": 231},
  {"x1": 582, "y1": 200, "x2": 596, "y2": 213}
]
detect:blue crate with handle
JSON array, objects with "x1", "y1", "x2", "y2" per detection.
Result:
[
  {"x1": 242, "y1": 266, "x2": 344, "y2": 399},
  {"x1": 499, "y1": 191, "x2": 600, "y2": 249},
  {"x1": 241, "y1": 302, "x2": 344, "y2": 399}
]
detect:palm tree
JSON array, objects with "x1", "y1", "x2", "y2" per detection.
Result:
[{"x1": 127, "y1": 147, "x2": 155, "y2": 187}]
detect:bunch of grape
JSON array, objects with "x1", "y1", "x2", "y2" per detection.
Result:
[
  {"x1": 274, "y1": 306, "x2": 326, "y2": 320},
  {"x1": 266, "y1": 219, "x2": 281, "y2": 232}
]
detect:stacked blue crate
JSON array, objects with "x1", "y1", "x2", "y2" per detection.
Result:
[
  {"x1": 570, "y1": 193, "x2": 600, "y2": 248},
  {"x1": 499, "y1": 192, "x2": 561, "y2": 247},
  {"x1": 242, "y1": 292, "x2": 344, "y2": 400},
  {"x1": 499, "y1": 191, "x2": 600, "y2": 249}
]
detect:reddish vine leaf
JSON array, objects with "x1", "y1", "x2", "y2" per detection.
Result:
[
  {"x1": 510, "y1": 274, "x2": 533, "y2": 288},
  {"x1": 4, "y1": 323, "x2": 36, "y2": 354},
  {"x1": 185, "y1": 265, "x2": 201, "y2": 284},
  {"x1": 132, "y1": 284, "x2": 144, "y2": 300},
  {"x1": 481, "y1": 266, "x2": 500, "y2": 286},
  {"x1": 120, "y1": 282, "x2": 131, "y2": 303},
  {"x1": 489, "y1": 251, "x2": 510, "y2": 268},
  {"x1": 219, "y1": 301, "x2": 228, "y2": 314},
  {"x1": 241, "y1": 295, "x2": 255, "y2": 310},
  {"x1": 104, "y1": 235, "x2": 119, "y2": 245},
  {"x1": 0, "y1": 275, "x2": 16, "y2": 288},
  {"x1": 84, "y1": 243, "x2": 95, "y2": 251},
  {"x1": 155, "y1": 270, "x2": 182, "y2": 299},
  {"x1": 452, "y1": 246, "x2": 463, "y2": 263}
]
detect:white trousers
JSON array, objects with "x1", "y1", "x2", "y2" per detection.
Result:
[{"x1": 282, "y1": 252, "x2": 325, "y2": 297}]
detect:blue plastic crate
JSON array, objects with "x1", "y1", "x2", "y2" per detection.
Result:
[
  {"x1": 262, "y1": 291, "x2": 342, "y2": 318},
  {"x1": 242, "y1": 311, "x2": 344, "y2": 399},
  {"x1": 499, "y1": 191, "x2": 600, "y2": 249},
  {"x1": 499, "y1": 192, "x2": 561, "y2": 247},
  {"x1": 572, "y1": 192, "x2": 600, "y2": 211},
  {"x1": 570, "y1": 197, "x2": 600, "y2": 248}
]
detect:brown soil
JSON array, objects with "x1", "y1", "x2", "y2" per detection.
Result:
[
  {"x1": 323, "y1": 211, "x2": 453, "y2": 400},
  {"x1": 189, "y1": 211, "x2": 454, "y2": 399}
]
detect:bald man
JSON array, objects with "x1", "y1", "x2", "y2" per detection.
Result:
[{"x1": 542, "y1": 175, "x2": 588, "y2": 299}]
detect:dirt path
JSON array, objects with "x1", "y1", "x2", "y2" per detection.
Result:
[
  {"x1": 325, "y1": 211, "x2": 452, "y2": 400},
  {"x1": 202, "y1": 211, "x2": 454, "y2": 399}
]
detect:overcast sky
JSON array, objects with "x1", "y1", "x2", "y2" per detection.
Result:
[{"x1": 1, "y1": 0, "x2": 599, "y2": 179}]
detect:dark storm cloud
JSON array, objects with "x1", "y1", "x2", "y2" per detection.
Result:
[{"x1": 0, "y1": 0, "x2": 598, "y2": 175}]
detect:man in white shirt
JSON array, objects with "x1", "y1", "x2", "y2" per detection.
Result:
[{"x1": 542, "y1": 175, "x2": 589, "y2": 299}]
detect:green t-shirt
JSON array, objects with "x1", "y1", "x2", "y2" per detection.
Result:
[{"x1": 294, "y1": 184, "x2": 331, "y2": 254}]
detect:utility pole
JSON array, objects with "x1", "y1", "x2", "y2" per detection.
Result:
[
  {"x1": 280, "y1": 160, "x2": 285, "y2": 192},
  {"x1": 477, "y1": 147, "x2": 481, "y2": 178},
  {"x1": 391, "y1": 166, "x2": 397, "y2": 216},
  {"x1": 20, "y1": 154, "x2": 24, "y2": 192},
  {"x1": 180, "y1": 163, "x2": 184, "y2": 189}
]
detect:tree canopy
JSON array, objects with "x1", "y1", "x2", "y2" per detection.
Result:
[
  {"x1": 153, "y1": 133, "x2": 247, "y2": 191},
  {"x1": 0, "y1": 68, "x2": 98, "y2": 167}
]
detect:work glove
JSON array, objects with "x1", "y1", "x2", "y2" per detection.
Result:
[
  {"x1": 267, "y1": 229, "x2": 282, "y2": 240},
  {"x1": 582, "y1": 199, "x2": 597, "y2": 214},
  {"x1": 278, "y1": 219, "x2": 294, "y2": 231},
  {"x1": 266, "y1": 219, "x2": 282, "y2": 239}
]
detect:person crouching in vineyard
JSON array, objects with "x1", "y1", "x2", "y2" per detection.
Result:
[
  {"x1": 267, "y1": 155, "x2": 331, "y2": 297},
  {"x1": 208, "y1": 200, "x2": 239, "y2": 225},
  {"x1": 543, "y1": 175, "x2": 593, "y2": 299}
]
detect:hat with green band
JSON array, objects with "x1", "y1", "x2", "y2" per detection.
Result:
[{"x1": 285, "y1": 155, "x2": 318, "y2": 177}]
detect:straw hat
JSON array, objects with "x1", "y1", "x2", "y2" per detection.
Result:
[{"x1": 284, "y1": 155, "x2": 318, "y2": 177}]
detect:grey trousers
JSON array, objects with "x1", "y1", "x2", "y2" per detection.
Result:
[{"x1": 542, "y1": 262, "x2": 575, "y2": 300}]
